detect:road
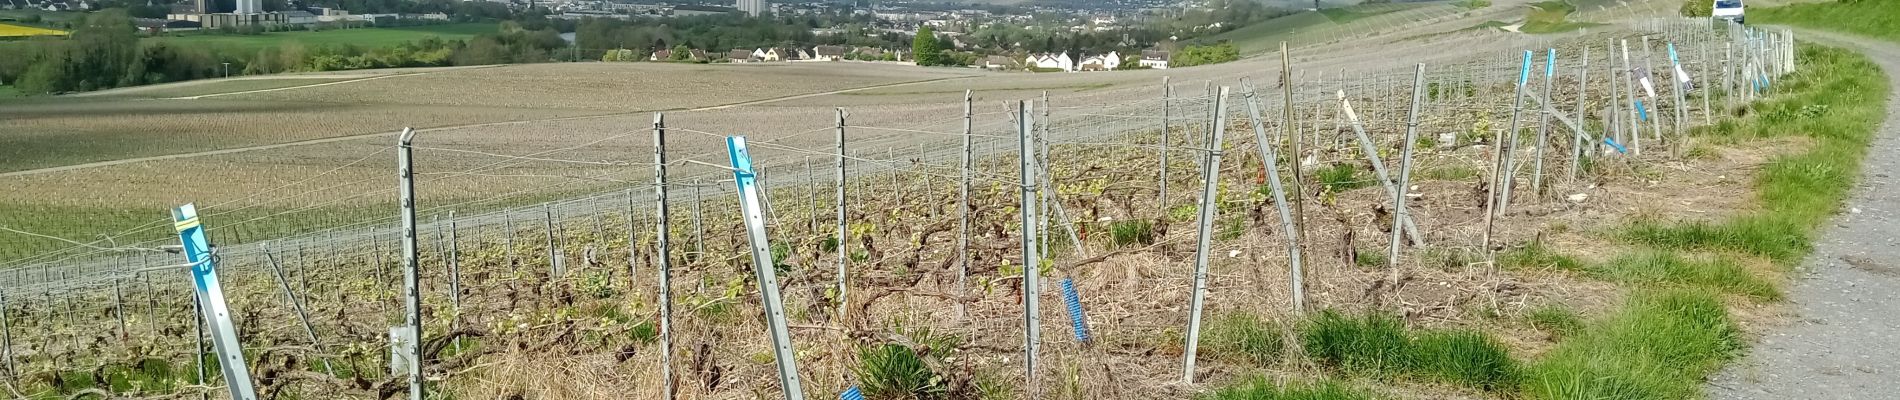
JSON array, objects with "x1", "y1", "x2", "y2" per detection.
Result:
[{"x1": 1707, "y1": 28, "x2": 1900, "y2": 399}]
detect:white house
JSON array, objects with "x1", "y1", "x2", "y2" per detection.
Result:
[
  {"x1": 1077, "y1": 51, "x2": 1120, "y2": 71},
  {"x1": 752, "y1": 48, "x2": 769, "y2": 60},
  {"x1": 1024, "y1": 52, "x2": 1073, "y2": 71},
  {"x1": 1139, "y1": 50, "x2": 1170, "y2": 69}
]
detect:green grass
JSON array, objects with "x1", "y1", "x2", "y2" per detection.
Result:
[
  {"x1": 1108, "y1": 219, "x2": 1156, "y2": 248},
  {"x1": 1316, "y1": 163, "x2": 1372, "y2": 193},
  {"x1": 1501, "y1": 242, "x2": 1778, "y2": 299},
  {"x1": 1525, "y1": 304, "x2": 1583, "y2": 338},
  {"x1": 1621, "y1": 46, "x2": 1886, "y2": 263},
  {"x1": 1525, "y1": 44, "x2": 1885, "y2": 400},
  {"x1": 1414, "y1": 165, "x2": 1480, "y2": 181},
  {"x1": 855, "y1": 343, "x2": 946, "y2": 399},
  {"x1": 1300, "y1": 311, "x2": 1519, "y2": 391},
  {"x1": 1522, "y1": 290, "x2": 1741, "y2": 399},
  {"x1": 0, "y1": 85, "x2": 20, "y2": 99},
  {"x1": 1203, "y1": 378, "x2": 1377, "y2": 400},
  {"x1": 1755, "y1": 0, "x2": 1900, "y2": 43},
  {"x1": 1318, "y1": 7, "x2": 1403, "y2": 25},
  {"x1": 1518, "y1": 0, "x2": 1604, "y2": 34},
  {"x1": 1204, "y1": 312, "x2": 1285, "y2": 367},
  {"x1": 154, "y1": 23, "x2": 497, "y2": 53}
]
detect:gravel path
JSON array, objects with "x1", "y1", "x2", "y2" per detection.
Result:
[{"x1": 1707, "y1": 28, "x2": 1900, "y2": 399}]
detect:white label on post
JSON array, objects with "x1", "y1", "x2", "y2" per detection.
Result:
[{"x1": 390, "y1": 326, "x2": 417, "y2": 376}]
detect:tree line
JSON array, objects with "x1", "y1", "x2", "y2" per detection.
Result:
[{"x1": 0, "y1": 10, "x2": 565, "y2": 94}]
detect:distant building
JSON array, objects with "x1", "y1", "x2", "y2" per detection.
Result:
[
  {"x1": 812, "y1": 45, "x2": 846, "y2": 61},
  {"x1": 981, "y1": 55, "x2": 1020, "y2": 70},
  {"x1": 1077, "y1": 51, "x2": 1120, "y2": 71},
  {"x1": 1025, "y1": 52, "x2": 1073, "y2": 71},
  {"x1": 736, "y1": 0, "x2": 765, "y2": 17},
  {"x1": 728, "y1": 49, "x2": 756, "y2": 62},
  {"x1": 1139, "y1": 50, "x2": 1170, "y2": 69}
]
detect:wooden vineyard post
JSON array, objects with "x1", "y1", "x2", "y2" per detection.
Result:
[
  {"x1": 725, "y1": 136, "x2": 807, "y2": 399},
  {"x1": 1242, "y1": 82, "x2": 1305, "y2": 314},
  {"x1": 1484, "y1": 52, "x2": 1532, "y2": 266},
  {"x1": 691, "y1": 178, "x2": 704, "y2": 261},
  {"x1": 957, "y1": 91, "x2": 973, "y2": 320},
  {"x1": 264, "y1": 246, "x2": 334, "y2": 374},
  {"x1": 652, "y1": 113, "x2": 676, "y2": 400},
  {"x1": 834, "y1": 108, "x2": 849, "y2": 318},
  {"x1": 1622, "y1": 39, "x2": 1642, "y2": 155},
  {"x1": 1337, "y1": 90, "x2": 1422, "y2": 246},
  {"x1": 1531, "y1": 49, "x2": 1557, "y2": 198},
  {"x1": 625, "y1": 189, "x2": 638, "y2": 290},
  {"x1": 395, "y1": 127, "x2": 422, "y2": 400},
  {"x1": 1160, "y1": 77, "x2": 1171, "y2": 206},
  {"x1": 1016, "y1": 100, "x2": 1042, "y2": 397},
  {"x1": 542, "y1": 204, "x2": 558, "y2": 279},
  {"x1": 1699, "y1": 40, "x2": 1714, "y2": 126},
  {"x1": 1640, "y1": 36, "x2": 1668, "y2": 154},
  {"x1": 1571, "y1": 46, "x2": 1592, "y2": 182},
  {"x1": 1668, "y1": 42, "x2": 1691, "y2": 145},
  {"x1": 1281, "y1": 41, "x2": 1308, "y2": 264},
  {"x1": 1390, "y1": 64, "x2": 1426, "y2": 275},
  {"x1": 447, "y1": 212, "x2": 463, "y2": 353},
  {"x1": 1181, "y1": 86, "x2": 1229, "y2": 384}
]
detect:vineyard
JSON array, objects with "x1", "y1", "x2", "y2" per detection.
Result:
[{"x1": 0, "y1": 18, "x2": 1801, "y2": 400}]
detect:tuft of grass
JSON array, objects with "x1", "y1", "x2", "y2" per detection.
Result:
[
  {"x1": 1523, "y1": 290, "x2": 1741, "y2": 399},
  {"x1": 1408, "y1": 330, "x2": 1520, "y2": 391},
  {"x1": 1498, "y1": 242, "x2": 1587, "y2": 271},
  {"x1": 1518, "y1": 0, "x2": 1602, "y2": 33},
  {"x1": 1204, "y1": 312, "x2": 1286, "y2": 367},
  {"x1": 1300, "y1": 311, "x2": 1519, "y2": 390},
  {"x1": 1316, "y1": 163, "x2": 1372, "y2": 193},
  {"x1": 1302, "y1": 311, "x2": 1412, "y2": 374},
  {"x1": 1415, "y1": 165, "x2": 1479, "y2": 181},
  {"x1": 856, "y1": 343, "x2": 946, "y2": 399},
  {"x1": 1203, "y1": 377, "x2": 1377, "y2": 400},
  {"x1": 1108, "y1": 219, "x2": 1156, "y2": 248},
  {"x1": 1352, "y1": 248, "x2": 1388, "y2": 269},
  {"x1": 1526, "y1": 304, "x2": 1584, "y2": 338}
]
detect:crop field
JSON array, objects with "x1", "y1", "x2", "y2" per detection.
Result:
[
  {"x1": 152, "y1": 23, "x2": 498, "y2": 52},
  {"x1": 0, "y1": 22, "x2": 65, "y2": 37},
  {"x1": 1207, "y1": 2, "x2": 1478, "y2": 56},
  {"x1": 81, "y1": 77, "x2": 364, "y2": 99},
  {"x1": 0, "y1": 16, "x2": 1818, "y2": 400}
]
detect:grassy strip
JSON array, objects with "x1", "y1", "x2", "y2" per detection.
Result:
[
  {"x1": 1522, "y1": 289, "x2": 1741, "y2": 399},
  {"x1": 1621, "y1": 46, "x2": 1887, "y2": 261},
  {"x1": 1519, "y1": 0, "x2": 1603, "y2": 34},
  {"x1": 1199, "y1": 310, "x2": 1519, "y2": 393},
  {"x1": 1753, "y1": 0, "x2": 1900, "y2": 43},
  {"x1": 1527, "y1": 44, "x2": 1887, "y2": 399},
  {"x1": 1501, "y1": 243, "x2": 1780, "y2": 299}
]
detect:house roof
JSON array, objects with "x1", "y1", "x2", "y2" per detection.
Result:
[
  {"x1": 815, "y1": 45, "x2": 847, "y2": 57},
  {"x1": 729, "y1": 49, "x2": 753, "y2": 60},
  {"x1": 1142, "y1": 50, "x2": 1170, "y2": 60}
]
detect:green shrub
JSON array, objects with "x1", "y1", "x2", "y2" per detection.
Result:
[
  {"x1": 1680, "y1": 0, "x2": 1712, "y2": 17},
  {"x1": 1205, "y1": 312, "x2": 1285, "y2": 367},
  {"x1": 856, "y1": 344, "x2": 946, "y2": 399}
]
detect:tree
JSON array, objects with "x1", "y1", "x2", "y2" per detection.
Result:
[
  {"x1": 912, "y1": 26, "x2": 940, "y2": 66},
  {"x1": 670, "y1": 44, "x2": 690, "y2": 61}
]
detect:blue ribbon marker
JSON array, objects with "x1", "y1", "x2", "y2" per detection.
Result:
[
  {"x1": 1636, "y1": 99, "x2": 1648, "y2": 121},
  {"x1": 841, "y1": 386, "x2": 864, "y2": 400},
  {"x1": 1604, "y1": 137, "x2": 1629, "y2": 154},
  {"x1": 1061, "y1": 278, "x2": 1092, "y2": 343}
]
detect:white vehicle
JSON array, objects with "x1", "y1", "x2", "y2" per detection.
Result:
[{"x1": 1713, "y1": 0, "x2": 1745, "y2": 24}]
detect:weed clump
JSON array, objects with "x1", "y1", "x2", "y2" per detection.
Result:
[
  {"x1": 1202, "y1": 377, "x2": 1375, "y2": 400},
  {"x1": 1204, "y1": 312, "x2": 1285, "y2": 367},
  {"x1": 1301, "y1": 311, "x2": 1519, "y2": 390},
  {"x1": 856, "y1": 343, "x2": 946, "y2": 399},
  {"x1": 1523, "y1": 290, "x2": 1740, "y2": 399}
]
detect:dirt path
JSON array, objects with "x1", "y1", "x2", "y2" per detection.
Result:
[
  {"x1": 1707, "y1": 29, "x2": 1900, "y2": 399},
  {"x1": 0, "y1": 74, "x2": 972, "y2": 179}
]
